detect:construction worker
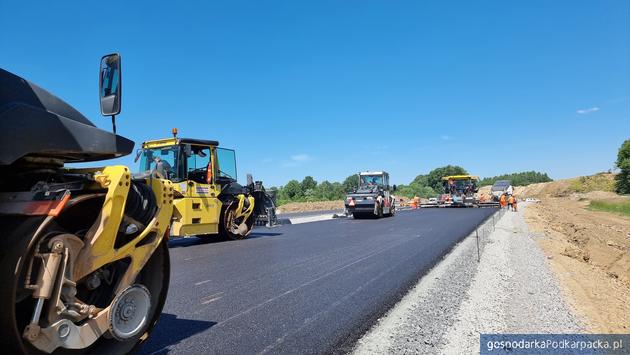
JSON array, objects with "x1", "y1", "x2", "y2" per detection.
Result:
[
  {"x1": 153, "y1": 156, "x2": 172, "y2": 179},
  {"x1": 412, "y1": 195, "x2": 420, "y2": 209},
  {"x1": 507, "y1": 195, "x2": 515, "y2": 211},
  {"x1": 499, "y1": 193, "x2": 507, "y2": 209},
  {"x1": 512, "y1": 195, "x2": 518, "y2": 212}
]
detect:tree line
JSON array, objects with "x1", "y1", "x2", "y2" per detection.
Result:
[
  {"x1": 478, "y1": 171, "x2": 552, "y2": 187},
  {"x1": 272, "y1": 175, "x2": 359, "y2": 205}
]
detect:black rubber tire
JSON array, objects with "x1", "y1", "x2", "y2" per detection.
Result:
[
  {"x1": 0, "y1": 216, "x2": 47, "y2": 355},
  {"x1": 114, "y1": 181, "x2": 159, "y2": 249},
  {"x1": 124, "y1": 182, "x2": 158, "y2": 227},
  {"x1": 0, "y1": 215, "x2": 169, "y2": 355},
  {"x1": 352, "y1": 212, "x2": 370, "y2": 219}
]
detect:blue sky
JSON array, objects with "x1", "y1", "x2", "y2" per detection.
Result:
[{"x1": 2, "y1": 1, "x2": 629, "y2": 186}]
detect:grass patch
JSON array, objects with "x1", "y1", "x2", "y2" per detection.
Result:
[
  {"x1": 588, "y1": 200, "x2": 630, "y2": 216},
  {"x1": 569, "y1": 173, "x2": 616, "y2": 193}
]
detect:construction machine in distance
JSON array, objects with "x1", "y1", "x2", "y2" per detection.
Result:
[
  {"x1": 345, "y1": 171, "x2": 396, "y2": 218},
  {"x1": 438, "y1": 175, "x2": 479, "y2": 207},
  {"x1": 490, "y1": 179, "x2": 513, "y2": 201},
  {"x1": 424, "y1": 175, "x2": 498, "y2": 208},
  {"x1": 0, "y1": 53, "x2": 275, "y2": 355}
]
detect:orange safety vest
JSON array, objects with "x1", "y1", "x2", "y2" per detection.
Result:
[{"x1": 508, "y1": 196, "x2": 515, "y2": 204}]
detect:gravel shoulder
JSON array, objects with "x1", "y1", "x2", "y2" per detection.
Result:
[{"x1": 353, "y1": 204, "x2": 583, "y2": 354}]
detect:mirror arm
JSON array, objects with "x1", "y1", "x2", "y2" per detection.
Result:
[{"x1": 111, "y1": 115, "x2": 117, "y2": 134}]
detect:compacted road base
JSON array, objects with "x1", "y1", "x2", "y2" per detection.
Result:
[{"x1": 139, "y1": 208, "x2": 495, "y2": 354}]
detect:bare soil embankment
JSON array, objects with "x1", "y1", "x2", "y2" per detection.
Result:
[
  {"x1": 497, "y1": 174, "x2": 630, "y2": 332},
  {"x1": 276, "y1": 200, "x2": 344, "y2": 214}
]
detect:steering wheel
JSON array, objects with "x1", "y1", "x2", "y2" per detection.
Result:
[{"x1": 187, "y1": 167, "x2": 209, "y2": 182}]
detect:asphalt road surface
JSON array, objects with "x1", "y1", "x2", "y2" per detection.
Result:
[{"x1": 139, "y1": 208, "x2": 496, "y2": 355}]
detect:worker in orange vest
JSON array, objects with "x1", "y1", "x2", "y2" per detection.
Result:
[
  {"x1": 499, "y1": 194, "x2": 507, "y2": 209},
  {"x1": 508, "y1": 195, "x2": 515, "y2": 211},
  {"x1": 412, "y1": 195, "x2": 420, "y2": 209},
  {"x1": 511, "y1": 195, "x2": 518, "y2": 212}
]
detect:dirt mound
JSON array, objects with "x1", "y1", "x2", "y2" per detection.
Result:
[
  {"x1": 477, "y1": 186, "x2": 491, "y2": 195},
  {"x1": 276, "y1": 200, "x2": 344, "y2": 213},
  {"x1": 479, "y1": 173, "x2": 616, "y2": 200},
  {"x1": 519, "y1": 173, "x2": 616, "y2": 198},
  {"x1": 521, "y1": 173, "x2": 629, "y2": 332}
]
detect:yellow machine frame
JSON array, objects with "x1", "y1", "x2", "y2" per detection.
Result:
[{"x1": 24, "y1": 165, "x2": 175, "y2": 353}]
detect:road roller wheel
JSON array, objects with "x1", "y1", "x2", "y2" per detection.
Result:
[
  {"x1": 0, "y1": 216, "x2": 169, "y2": 355},
  {"x1": 352, "y1": 212, "x2": 367, "y2": 219},
  {"x1": 218, "y1": 201, "x2": 254, "y2": 241}
]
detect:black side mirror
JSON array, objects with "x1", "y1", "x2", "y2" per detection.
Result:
[
  {"x1": 393, "y1": 184, "x2": 397, "y2": 192},
  {"x1": 99, "y1": 53, "x2": 122, "y2": 116}
]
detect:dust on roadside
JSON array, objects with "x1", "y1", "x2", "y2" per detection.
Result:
[{"x1": 519, "y1": 177, "x2": 630, "y2": 333}]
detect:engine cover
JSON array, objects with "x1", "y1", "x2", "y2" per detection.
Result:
[{"x1": 0, "y1": 68, "x2": 133, "y2": 166}]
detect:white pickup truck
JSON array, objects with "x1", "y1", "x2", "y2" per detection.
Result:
[{"x1": 491, "y1": 180, "x2": 513, "y2": 200}]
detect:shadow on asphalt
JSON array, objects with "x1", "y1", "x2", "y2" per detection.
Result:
[
  {"x1": 168, "y1": 231, "x2": 284, "y2": 248},
  {"x1": 139, "y1": 313, "x2": 217, "y2": 354},
  {"x1": 248, "y1": 231, "x2": 284, "y2": 239}
]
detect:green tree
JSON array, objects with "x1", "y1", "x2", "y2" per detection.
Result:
[
  {"x1": 283, "y1": 180, "x2": 303, "y2": 199},
  {"x1": 426, "y1": 165, "x2": 468, "y2": 192},
  {"x1": 315, "y1": 180, "x2": 334, "y2": 200},
  {"x1": 304, "y1": 188, "x2": 316, "y2": 202},
  {"x1": 342, "y1": 174, "x2": 359, "y2": 192},
  {"x1": 615, "y1": 139, "x2": 630, "y2": 194},
  {"x1": 479, "y1": 171, "x2": 553, "y2": 187},
  {"x1": 301, "y1": 176, "x2": 317, "y2": 193},
  {"x1": 411, "y1": 174, "x2": 429, "y2": 186},
  {"x1": 332, "y1": 182, "x2": 346, "y2": 199},
  {"x1": 393, "y1": 183, "x2": 437, "y2": 198}
]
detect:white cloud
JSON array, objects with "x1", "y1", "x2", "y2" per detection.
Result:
[
  {"x1": 281, "y1": 153, "x2": 312, "y2": 167},
  {"x1": 290, "y1": 154, "x2": 311, "y2": 162},
  {"x1": 576, "y1": 107, "x2": 600, "y2": 115}
]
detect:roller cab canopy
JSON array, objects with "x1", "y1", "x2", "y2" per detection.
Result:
[
  {"x1": 0, "y1": 68, "x2": 133, "y2": 166},
  {"x1": 442, "y1": 175, "x2": 479, "y2": 181},
  {"x1": 142, "y1": 137, "x2": 220, "y2": 149}
]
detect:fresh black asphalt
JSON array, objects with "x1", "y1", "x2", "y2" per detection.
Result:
[{"x1": 139, "y1": 208, "x2": 496, "y2": 354}]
